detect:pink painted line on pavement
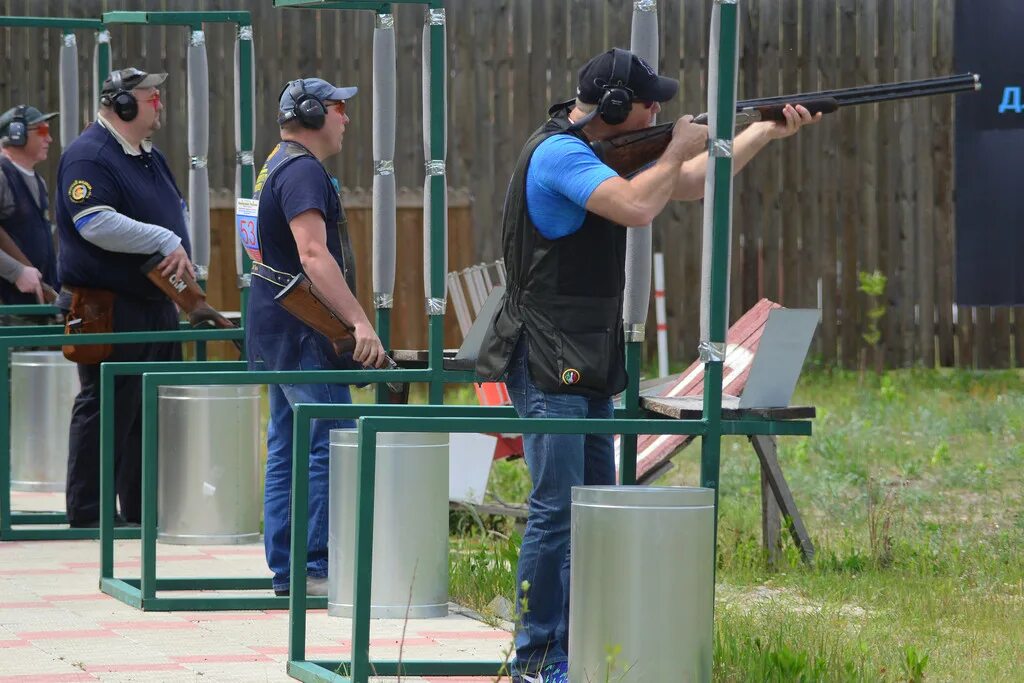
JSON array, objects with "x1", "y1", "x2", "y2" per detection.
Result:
[
  {"x1": 100, "y1": 620, "x2": 197, "y2": 631},
  {"x1": 172, "y1": 653, "x2": 273, "y2": 663},
  {"x1": 18, "y1": 629, "x2": 113, "y2": 640},
  {"x1": 0, "y1": 602, "x2": 54, "y2": 609},
  {"x1": 418, "y1": 631, "x2": 512, "y2": 640},
  {"x1": 252, "y1": 645, "x2": 350, "y2": 656},
  {"x1": 0, "y1": 675, "x2": 96, "y2": 683},
  {"x1": 0, "y1": 639, "x2": 31, "y2": 648}
]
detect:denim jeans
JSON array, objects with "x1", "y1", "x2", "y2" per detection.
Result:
[
  {"x1": 505, "y1": 337, "x2": 616, "y2": 675},
  {"x1": 250, "y1": 330, "x2": 354, "y2": 592}
]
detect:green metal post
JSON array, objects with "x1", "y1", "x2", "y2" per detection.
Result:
[
  {"x1": 350, "y1": 420, "x2": 379, "y2": 682},
  {"x1": 619, "y1": 343, "x2": 642, "y2": 484},
  {"x1": 237, "y1": 22, "x2": 255, "y2": 327},
  {"x1": 700, "y1": 2, "x2": 741, "y2": 541},
  {"x1": 288, "y1": 405, "x2": 312, "y2": 663},
  {"x1": 426, "y1": 3, "x2": 446, "y2": 405},
  {"x1": 374, "y1": 309, "x2": 392, "y2": 403},
  {"x1": 141, "y1": 374, "x2": 160, "y2": 603},
  {"x1": 100, "y1": 362, "x2": 116, "y2": 577},
  {"x1": 0, "y1": 347, "x2": 10, "y2": 536}
]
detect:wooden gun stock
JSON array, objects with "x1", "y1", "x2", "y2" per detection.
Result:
[
  {"x1": 140, "y1": 254, "x2": 242, "y2": 351},
  {"x1": 273, "y1": 272, "x2": 404, "y2": 392},
  {"x1": 0, "y1": 226, "x2": 58, "y2": 303}
]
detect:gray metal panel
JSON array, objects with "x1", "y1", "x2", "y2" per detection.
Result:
[{"x1": 738, "y1": 308, "x2": 819, "y2": 409}]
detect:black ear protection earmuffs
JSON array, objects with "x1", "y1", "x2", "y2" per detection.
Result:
[
  {"x1": 5, "y1": 105, "x2": 28, "y2": 147},
  {"x1": 277, "y1": 80, "x2": 326, "y2": 130},
  {"x1": 597, "y1": 48, "x2": 635, "y2": 125},
  {"x1": 100, "y1": 70, "x2": 139, "y2": 122}
]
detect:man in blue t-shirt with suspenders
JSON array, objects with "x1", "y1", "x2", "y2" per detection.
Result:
[
  {"x1": 477, "y1": 48, "x2": 820, "y2": 682},
  {"x1": 240, "y1": 78, "x2": 385, "y2": 597}
]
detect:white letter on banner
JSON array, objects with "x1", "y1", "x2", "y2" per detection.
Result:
[{"x1": 998, "y1": 86, "x2": 1023, "y2": 114}]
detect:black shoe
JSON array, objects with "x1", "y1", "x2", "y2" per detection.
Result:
[
  {"x1": 274, "y1": 587, "x2": 289, "y2": 597},
  {"x1": 68, "y1": 519, "x2": 99, "y2": 529}
]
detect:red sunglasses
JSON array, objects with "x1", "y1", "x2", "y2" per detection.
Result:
[
  {"x1": 31, "y1": 122, "x2": 50, "y2": 138},
  {"x1": 328, "y1": 100, "x2": 347, "y2": 116}
]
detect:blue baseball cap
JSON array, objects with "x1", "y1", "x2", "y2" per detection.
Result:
[{"x1": 278, "y1": 77, "x2": 358, "y2": 115}]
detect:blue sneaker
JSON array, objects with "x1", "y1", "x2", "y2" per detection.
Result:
[{"x1": 513, "y1": 661, "x2": 569, "y2": 683}]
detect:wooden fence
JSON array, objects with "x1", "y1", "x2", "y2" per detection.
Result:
[{"x1": 0, "y1": 0, "x2": 1016, "y2": 368}]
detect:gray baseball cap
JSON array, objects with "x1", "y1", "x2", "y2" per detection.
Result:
[
  {"x1": 101, "y1": 67, "x2": 168, "y2": 95},
  {"x1": 278, "y1": 77, "x2": 358, "y2": 114},
  {"x1": 0, "y1": 106, "x2": 58, "y2": 138}
]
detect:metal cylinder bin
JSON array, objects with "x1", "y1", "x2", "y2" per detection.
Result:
[
  {"x1": 11, "y1": 351, "x2": 80, "y2": 492},
  {"x1": 328, "y1": 429, "x2": 449, "y2": 618},
  {"x1": 156, "y1": 385, "x2": 261, "y2": 545},
  {"x1": 569, "y1": 486, "x2": 715, "y2": 683}
]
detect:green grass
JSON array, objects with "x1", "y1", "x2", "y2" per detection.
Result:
[{"x1": 449, "y1": 368, "x2": 1024, "y2": 681}]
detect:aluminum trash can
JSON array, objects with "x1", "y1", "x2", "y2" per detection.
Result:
[
  {"x1": 569, "y1": 486, "x2": 715, "y2": 683},
  {"x1": 156, "y1": 385, "x2": 261, "y2": 545},
  {"x1": 11, "y1": 351, "x2": 80, "y2": 492},
  {"x1": 328, "y1": 429, "x2": 449, "y2": 618}
]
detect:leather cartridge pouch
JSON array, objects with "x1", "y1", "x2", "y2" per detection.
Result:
[{"x1": 62, "y1": 287, "x2": 116, "y2": 364}]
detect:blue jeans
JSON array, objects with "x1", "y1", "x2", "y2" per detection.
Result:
[
  {"x1": 505, "y1": 338, "x2": 616, "y2": 674},
  {"x1": 251, "y1": 330, "x2": 354, "y2": 592}
]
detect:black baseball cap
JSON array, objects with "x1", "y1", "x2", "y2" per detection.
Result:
[{"x1": 576, "y1": 49, "x2": 678, "y2": 105}]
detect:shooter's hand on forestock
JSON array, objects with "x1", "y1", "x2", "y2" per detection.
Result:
[
  {"x1": 351, "y1": 321, "x2": 386, "y2": 369},
  {"x1": 140, "y1": 254, "x2": 243, "y2": 351},
  {"x1": 756, "y1": 103, "x2": 821, "y2": 140}
]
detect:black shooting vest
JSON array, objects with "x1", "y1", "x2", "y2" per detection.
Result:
[
  {"x1": 476, "y1": 104, "x2": 628, "y2": 398},
  {"x1": 0, "y1": 158, "x2": 57, "y2": 304},
  {"x1": 251, "y1": 140, "x2": 356, "y2": 294}
]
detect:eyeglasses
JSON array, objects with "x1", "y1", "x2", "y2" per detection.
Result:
[
  {"x1": 142, "y1": 92, "x2": 161, "y2": 108},
  {"x1": 636, "y1": 100, "x2": 656, "y2": 109},
  {"x1": 328, "y1": 100, "x2": 347, "y2": 116},
  {"x1": 30, "y1": 122, "x2": 50, "y2": 138}
]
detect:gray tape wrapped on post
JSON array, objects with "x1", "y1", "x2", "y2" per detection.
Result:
[
  {"x1": 187, "y1": 34, "x2": 211, "y2": 270},
  {"x1": 699, "y1": 3, "x2": 739, "y2": 344},
  {"x1": 372, "y1": 16, "x2": 397, "y2": 302},
  {"x1": 622, "y1": 4, "x2": 660, "y2": 329},
  {"x1": 421, "y1": 18, "x2": 448, "y2": 301},
  {"x1": 59, "y1": 35, "x2": 80, "y2": 150}
]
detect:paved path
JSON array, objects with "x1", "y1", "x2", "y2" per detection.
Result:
[{"x1": 0, "y1": 491, "x2": 511, "y2": 682}]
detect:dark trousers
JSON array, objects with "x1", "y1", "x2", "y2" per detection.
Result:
[{"x1": 65, "y1": 296, "x2": 181, "y2": 526}]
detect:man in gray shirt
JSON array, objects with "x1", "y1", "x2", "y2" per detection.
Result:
[{"x1": 0, "y1": 105, "x2": 59, "y2": 304}]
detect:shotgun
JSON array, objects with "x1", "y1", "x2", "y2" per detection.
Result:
[
  {"x1": 274, "y1": 272, "x2": 404, "y2": 393},
  {"x1": 592, "y1": 72, "x2": 982, "y2": 178},
  {"x1": 0, "y1": 226, "x2": 59, "y2": 303},
  {"x1": 140, "y1": 254, "x2": 243, "y2": 351}
]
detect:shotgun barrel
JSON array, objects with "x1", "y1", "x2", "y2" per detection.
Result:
[{"x1": 592, "y1": 73, "x2": 982, "y2": 178}]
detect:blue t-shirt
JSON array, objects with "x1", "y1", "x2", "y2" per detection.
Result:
[
  {"x1": 246, "y1": 151, "x2": 348, "y2": 371},
  {"x1": 526, "y1": 134, "x2": 617, "y2": 239},
  {"x1": 55, "y1": 122, "x2": 191, "y2": 299}
]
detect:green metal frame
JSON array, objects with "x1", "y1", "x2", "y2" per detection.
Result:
[
  {"x1": 284, "y1": 406, "x2": 808, "y2": 682},
  {"x1": 98, "y1": 362, "x2": 471, "y2": 612},
  {"x1": 102, "y1": 10, "x2": 256, "y2": 323},
  {"x1": 0, "y1": 327, "x2": 241, "y2": 541}
]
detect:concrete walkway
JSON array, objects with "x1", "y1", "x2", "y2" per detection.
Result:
[{"x1": 0, "y1": 491, "x2": 511, "y2": 682}]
